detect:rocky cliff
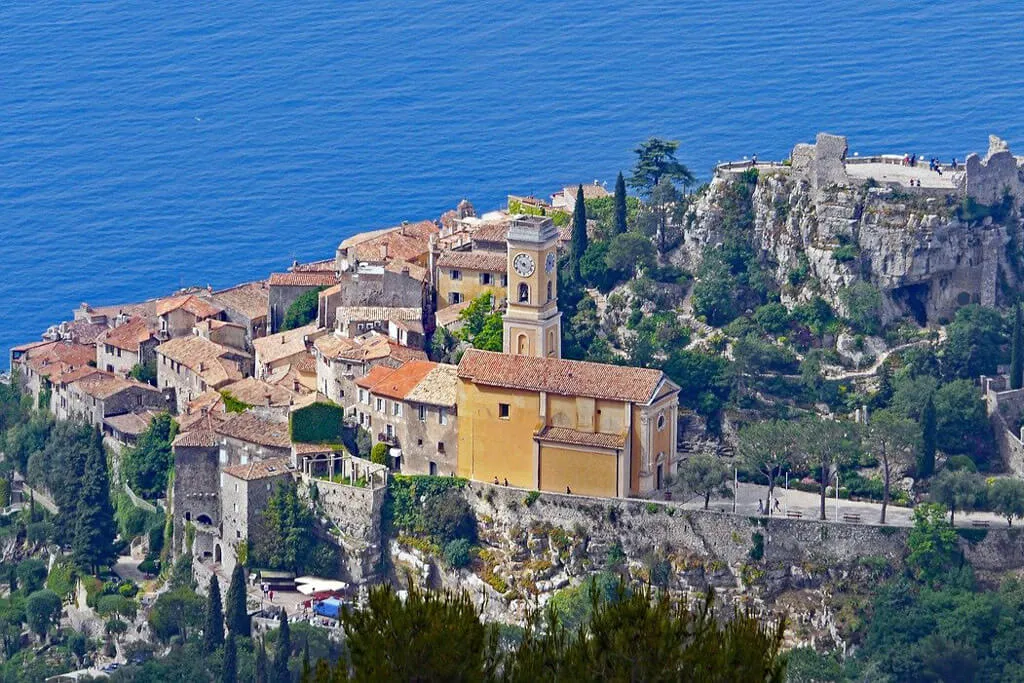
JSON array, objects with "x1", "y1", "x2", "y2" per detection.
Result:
[{"x1": 678, "y1": 134, "x2": 1024, "y2": 326}]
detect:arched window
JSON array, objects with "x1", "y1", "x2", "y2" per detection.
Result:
[
  {"x1": 518, "y1": 283, "x2": 530, "y2": 303},
  {"x1": 517, "y1": 334, "x2": 529, "y2": 354},
  {"x1": 547, "y1": 280, "x2": 553, "y2": 302},
  {"x1": 548, "y1": 330, "x2": 555, "y2": 355}
]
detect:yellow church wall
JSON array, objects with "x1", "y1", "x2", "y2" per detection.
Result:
[
  {"x1": 456, "y1": 379, "x2": 540, "y2": 488},
  {"x1": 547, "y1": 395, "x2": 577, "y2": 428},
  {"x1": 539, "y1": 444, "x2": 618, "y2": 498},
  {"x1": 595, "y1": 399, "x2": 626, "y2": 434}
]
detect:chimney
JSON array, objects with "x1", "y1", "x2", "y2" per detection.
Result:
[
  {"x1": 281, "y1": 335, "x2": 286, "y2": 344},
  {"x1": 380, "y1": 244, "x2": 389, "y2": 260},
  {"x1": 199, "y1": 361, "x2": 205, "y2": 372},
  {"x1": 293, "y1": 379, "x2": 300, "y2": 392}
]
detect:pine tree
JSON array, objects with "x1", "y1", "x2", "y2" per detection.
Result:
[
  {"x1": 222, "y1": 635, "x2": 237, "y2": 683},
  {"x1": 272, "y1": 608, "x2": 291, "y2": 683},
  {"x1": 72, "y1": 428, "x2": 117, "y2": 573},
  {"x1": 255, "y1": 641, "x2": 268, "y2": 683},
  {"x1": 613, "y1": 171, "x2": 628, "y2": 236},
  {"x1": 919, "y1": 394, "x2": 937, "y2": 478},
  {"x1": 1012, "y1": 303, "x2": 1023, "y2": 390},
  {"x1": 570, "y1": 184, "x2": 588, "y2": 281},
  {"x1": 225, "y1": 563, "x2": 250, "y2": 637},
  {"x1": 204, "y1": 575, "x2": 224, "y2": 652},
  {"x1": 8, "y1": 566, "x2": 16, "y2": 593}
]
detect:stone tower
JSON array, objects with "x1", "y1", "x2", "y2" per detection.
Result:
[{"x1": 503, "y1": 215, "x2": 562, "y2": 358}]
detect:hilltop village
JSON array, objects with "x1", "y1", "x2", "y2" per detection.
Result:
[
  {"x1": 8, "y1": 178, "x2": 684, "y2": 582},
  {"x1": 8, "y1": 132, "x2": 1024, "y2": 679}
]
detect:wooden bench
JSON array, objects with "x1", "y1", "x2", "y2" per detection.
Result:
[
  {"x1": 842, "y1": 513, "x2": 862, "y2": 523},
  {"x1": 970, "y1": 520, "x2": 990, "y2": 528},
  {"x1": 785, "y1": 510, "x2": 803, "y2": 519}
]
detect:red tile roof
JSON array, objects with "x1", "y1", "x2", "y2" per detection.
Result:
[
  {"x1": 155, "y1": 294, "x2": 223, "y2": 320},
  {"x1": 457, "y1": 350, "x2": 670, "y2": 404},
  {"x1": 215, "y1": 412, "x2": 291, "y2": 449},
  {"x1": 268, "y1": 272, "x2": 338, "y2": 287},
  {"x1": 22, "y1": 342, "x2": 97, "y2": 379},
  {"x1": 355, "y1": 366, "x2": 396, "y2": 391},
  {"x1": 437, "y1": 251, "x2": 507, "y2": 273},
  {"x1": 74, "y1": 372, "x2": 160, "y2": 399},
  {"x1": 358, "y1": 360, "x2": 437, "y2": 401},
  {"x1": 208, "y1": 281, "x2": 270, "y2": 321},
  {"x1": 100, "y1": 317, "x2": 158, "y2": 352},
  {"x1": 222, "y1": 456, "x2": 293, "y2": 481},
  {"x1": 535, "y1": 426, "x2": 626, "y2": 450},
  {"x1": 341, "y1": 220, "x2": 438, "y2": 264}
]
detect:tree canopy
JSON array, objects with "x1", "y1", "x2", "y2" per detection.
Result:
[{"x1": 628, "y1": 138, "x2": 695, "y2": 194}]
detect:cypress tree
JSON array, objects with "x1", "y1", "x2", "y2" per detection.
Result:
[
  {"x1": 570, "y1": 184, "x2": 588, "y2": 281},
  {"x1": 8, "y1": 566, "x2": 16, "y2": 593},
  {"x1": 920, "y1": 394, "x2": 937, "y2": 478},
  {"x1": 204, "y1": 575, "x2": 224, "y2": 652},
  {"x1": 222, "y1": 635, "x2": 237, "y2": 683},
  {"x1": 613, "y1": 171, "x2": 628, "y2": 236},
  {"x1": 1012, "y1": 303, "x2": 1023, "y2": 390},
  {"x1": 255, "y1": 641, "x2": 268, "y2": 683},
  {"x1": 272, "y1": 608, "x2": 291, "y2": 683},
  {"x1": 301, "y1": 640, "x2": 311, "y2": 680},
  {"x1": 72, "y1": 428, "x2": 117, "y2": 573},
  {"x1": 225, "y1": 563, "x2": 250, "y2": 637}
]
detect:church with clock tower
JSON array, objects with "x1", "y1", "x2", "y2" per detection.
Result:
[{"x1": 503, "y1": 215, "x2": 562, "y2": 358}]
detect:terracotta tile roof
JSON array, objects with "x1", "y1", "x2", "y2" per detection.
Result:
[
  {"x1": 100, "y1": 317, "x2": 158, "y2": 352},
  {"x1": 74, "y1": 372, "x2": 160, "y2": 400},
  {"x1": 172, "y1": 412, "x2": 222, "y2": 448},
  {"x1": 268, "y1": 272, "x2": 337, "y2": 287},
  {"x1": 435, "y1": 300, "x2": 472, "y2": 329},
  {"x1": 208, "y1": 282, "x2": 269, "y2": 321},
  {"x1": 156, "y1": 336, "x2": 245, "y2": 388},
  {"x1": 253, "y1": 324, "x2": 319, "y2": 366},
  {"x1": 293, "y1": 353, "x2": 317, "y2": 374},
  {"x1": 535, "y1": 426, "x2": 626, "y2": 450},
  {"x1": 558, "y1": 225, "x2": 572, "y2": 243},
  {"x1": 176, "y1": 396, "x2": 227, "y2": 433},
  {"x1": 23, "y1": 342, "x2": 97, "y2": 379},
  {"x1": 457, "y1": 350, "x2": 670, "y2": 404},
  {"x1": 437, "y1": 251, "x2": 507, "y2": 273},
  {"x1": 104, "y1": 409, "x2": 162, "y2": 437},
  {"x1": 341, "y1": 220, "x2": 438, "y2": 264},
  {"x1": 221, "y1": 378, "x2": 296, "y2": 408},
  {"x1": 291, "y1": 259, "x2": 335, "y2": 273},
  {"x1": 387, "y1": 343, "x2": 428, "y2": 364},
  {"x1": 11, "y1": 340, "x2": 52, "y2": 354},
  {"x1": 404, "y1": 364, "x2": 458, "y2": 407},
  {"x1": 215, "y1": 412, "x2": 291, "y2": 449},
  {"x1": 384, "y1": 259, "x2": 429, "y2": 282},
  {"x1": 359, "y1": 360, "x2": 437, "y2": 401},
  {"x1": 222, "y1": 456, "x2": 294, "y2": 482},
  {"x1": 52, "y1": 366, "x2": 104, "y2": 386},
  {"x1": 155, "y1": 294, "x2": 223, "y2": 320},
  {"x1": 337, "y1": 307, "x2": 422, "y2": 324},
  {"x1": 355, "y1": 366, "x2": 396, "y2": 391},
  {"x1": 265, "y1": 362, "x2": 317, "y2": 394},
  {"x1": 470, "y1": 223, "x2": 510, "y2": 246},
  {"x1": 64, "y1": 320, "x2": 110, "y2": 345}
]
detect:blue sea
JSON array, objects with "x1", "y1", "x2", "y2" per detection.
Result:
[{"x1": 3, "y1": 1, "x2": 1024, "y2": 365}]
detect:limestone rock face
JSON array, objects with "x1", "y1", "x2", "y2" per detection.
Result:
[{"x1": 680, "y1": 166, "x2": 1019, "y2": 325}]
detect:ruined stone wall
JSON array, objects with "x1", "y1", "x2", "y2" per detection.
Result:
[
  {"x1": 298, "y1": 473, "x2": 386, "y2": 582},
  {"x1": 964, "y1": 136, "x2": 1024, "y2": 206},
  {"x1": 172, "y1": 444, "x2": 221, "y2": 556}
]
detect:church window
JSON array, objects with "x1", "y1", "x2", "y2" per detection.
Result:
[
  {"x1": 518, "y1": 283, "x2": 529, "y2": 303},
  {"x1": 498, "y1": 403, "x2": 510, "y2": 419},
  {"x1": 547, "y1": 281, "x2": 553, "y2": 301}
]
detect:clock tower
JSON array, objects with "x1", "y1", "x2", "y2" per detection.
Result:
[{"x1": 503, "y1": 215, "x2": 561, "y2": 358}]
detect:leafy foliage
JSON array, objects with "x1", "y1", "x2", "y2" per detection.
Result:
[
  {"x1": 255, "y1": 480, "x2": 316, "y2": 573},
  {"x1": 123, "y1": 412, "x2": 177, "y2": 498},
  {"x1": 289, "y1": 401, "x2": 345, "y2": 444},
  {"x1": 457, "y1": 292, "x2": 503, "y2": 352},
  {"x1": 676, "y1": 454, "x2": 732, "y2": 509},
  {"x1": 281, "y1": 286, "x2": 325, "y2": 331},
  {"x1": 148, "y1": 586, "x2": 205, "y2": 642}
]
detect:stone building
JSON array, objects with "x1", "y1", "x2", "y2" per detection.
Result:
[
  {"x1": 156, "y1": 336, "x2": 251, "y2": 413},
  {"x1": 216, "y1": 457, "x2": 294, "y2": 575},
  {"x1": 313, "y1": 332, "x2": 427, "y2": 411},
  {"x1": 96, "y1": 316, "x2": 160, "y2": 377},
  {"x1": 267, "y1": 271, "x2": 337, "y2": 334},
  {"x1": 214, "y1": 411, "x2": 291, "y2": 466},
  {"x1": 456, "y1": 350, "x2": 680, "y2": 497},
  {"x1": 435, "y1": 251, "x2": 507, "y2": 309},
  {"x1": 204, "y1": 281, "x2": 270, "y2": 345},
  {"x1": 219, "y1": 377, "x2": 297, "y2": 418},
  {"x1": 334, "y1": 306, "x2": 423, "y2": 345},
  {"x1": 549, "y1": 181, "x2": 609, "y2": 211},
  {"x1": 10, "y1": 340, "x2": 97, "y2": 409},
  {"x1": 252, "y1": 324, "x2": 324, "y2": 379},
  {"x1": 171, "y1": 417, "x2": 222, "y2": 555},
  {"x1": 318, "y1": 263, "x2": 429, "y2": 328},
  {"x1": 353, "y1": 360, "x2": 457, "y2": 473},
  {"x1": 53, "y1": 370, "x2": 168, "y2": 428},
  {"x1": 156, "y1": 294, "x2": 225, "y2": 340},
  {"x1": 194, "y1": 319, "x2": 249, "y2": 354},
  {"x1": 335, "y1": 220, "x2": 438, "y2": 273}
]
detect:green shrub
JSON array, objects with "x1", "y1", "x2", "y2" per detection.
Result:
[
  {"x1": 443, "y1": 539, "x2": 473, "y2": 569},
  {"x1": 45, "y1": 561, "x2": 76, "y2": 599},
  {"x1": 138, "y1": 558, "x2": 160, "y2": 576},
  {"x1": 749, "y1": 532, "x2": 764, "y2": 561},
  {"x1": 118, "y1": 581, "x2": 139, "y2": 599},
  {"x1": 290, "y1": 401, "x2": 345, "y2": 444},
  {"x1": 424, "y1": 491, "x2": 477, "y2": 544},
  {"x1": 946, "y1": 455, "x2": 977, "y2": 472},
  {"x1": 370, "y1": 443, "x2": 389, "y2": 466},
  {"x1": 525, "y1": 491, "x2": 541, "y2": 507}
]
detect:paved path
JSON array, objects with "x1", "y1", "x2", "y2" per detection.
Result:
[
  {"x1": 681, "y1": 481, "x2": 1007, "y2": 528},
  {"x1": 845, "y1": 161, "x2": 960, "y2": 189}
]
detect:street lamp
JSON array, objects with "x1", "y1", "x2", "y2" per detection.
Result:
[{"x1": 733, "y1": 467, "x2": 738, "y2": 513}]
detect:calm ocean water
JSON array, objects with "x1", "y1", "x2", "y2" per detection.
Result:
[{"x1": 3, "y1": 1, "x2": 1024, "y2": 365}]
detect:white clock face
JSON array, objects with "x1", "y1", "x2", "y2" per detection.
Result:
[
  {"x1": 545, "y1": 252, "x2": 556, "y2": 273},
  {"x1": 513, "y1": 253, "x2": 535, "y2": 277}
]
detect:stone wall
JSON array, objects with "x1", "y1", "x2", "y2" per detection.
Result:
[
  {"x1": 172, "y1": 444, "x2": 221, "y2": 556},
  {"x1": 983, "y1": 376, "x2": 1024, "y2": 475},
  {"x1": 964, "y1": 136, "x2": 1024, "y2": 206},
  {"x1": 299, "y1": 472, "x2": 386, "y2": 582}
]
